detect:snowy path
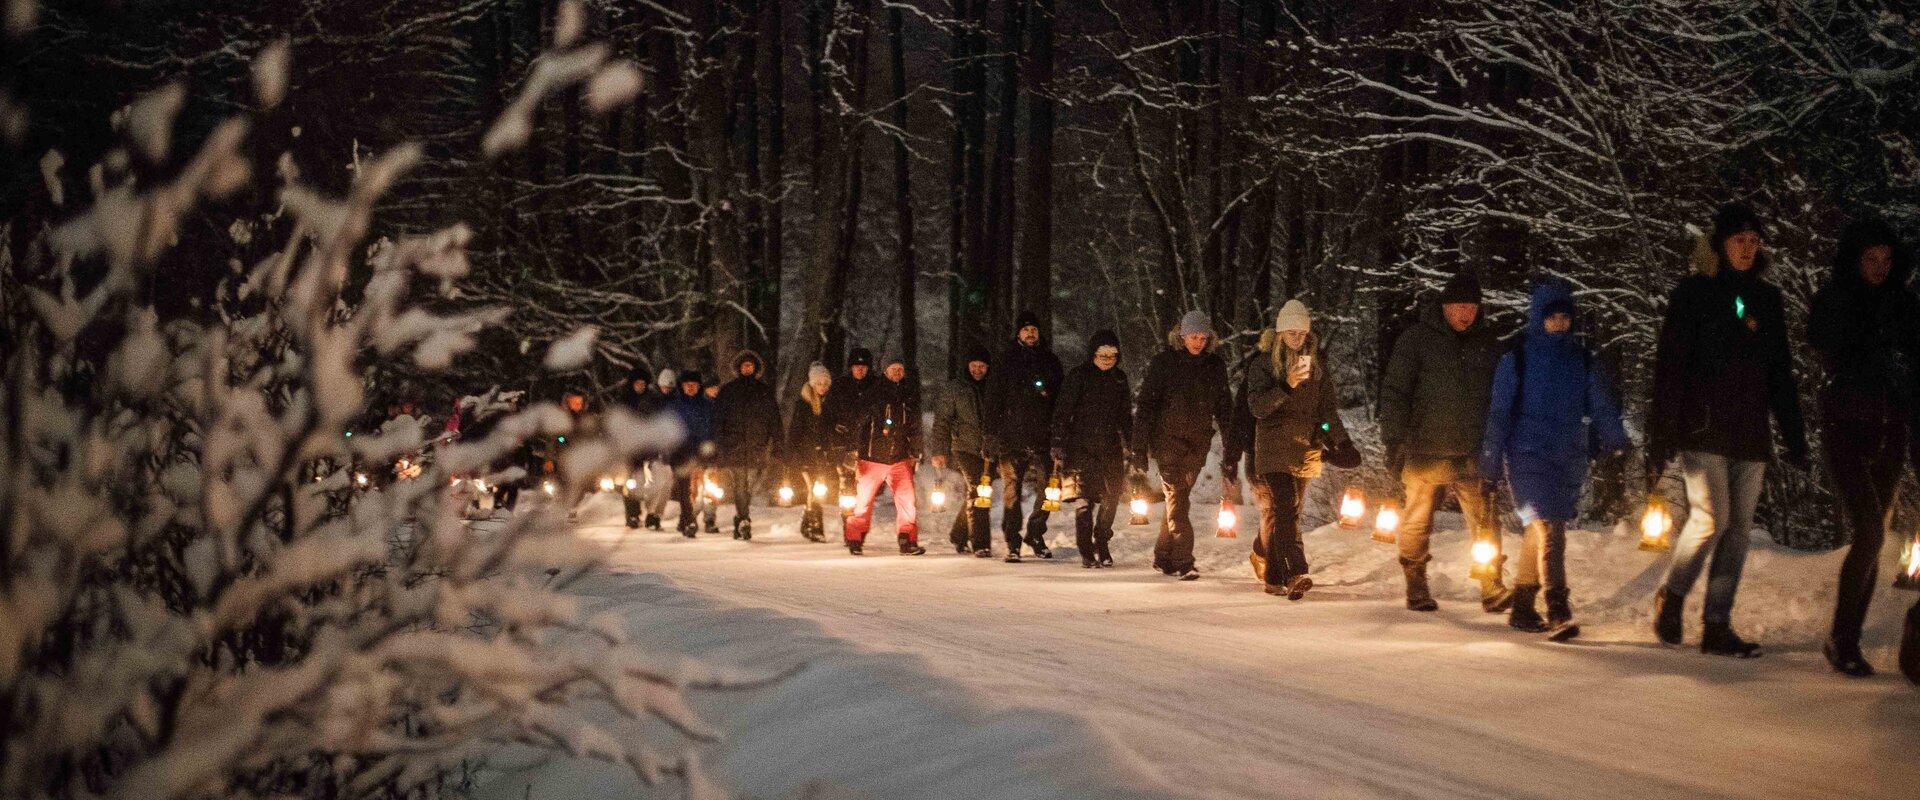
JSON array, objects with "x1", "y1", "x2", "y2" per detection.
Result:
[{"x1": 484, "y1": 496, "x2": 1920, "y2": 800}]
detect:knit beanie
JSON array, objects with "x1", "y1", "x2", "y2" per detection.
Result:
[
  {"x1": 655, "y1": 368, "x2": 676, "y2": 389},
  {"x1": 1275, "y1": 299, "x2": 1312, "y2": 333},
  {"x1": 808, "y1": 361, "x2": 832, "y2": 386},
  {"x1": 847, "y1": 347, "x2": 874, "y2": 368},
  {"x1": 1087, "y1": 329, "x2": 1121, "y2": 354},
  {"x1": 963, "y1": 344, "x2": 992, "y2": 366},
  {"x1": 1014, "y1": 310, "x2": 1041, "y2": 333},
  {"x1": 1178, "y1": 309, "x2": 1214, "y2": 338},
  {"x1": 1438, "y1": 272, "x2": 1482, "y2": 305}
]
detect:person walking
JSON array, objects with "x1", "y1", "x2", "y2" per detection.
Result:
[
  {"x1": 784, "y1": 362, "x2": 837, "y2": 542},
  {"x1": 1647, "y1": 203, "x2": 1809, "y2": 658},
  {"x1": 931, "y1": 345, "x2": 995, "y2": 556},
  {"x1": 1479, "y1": 280, "x2": 1630, "y2": 640},
  {"x1": 621, "y1": 366, "x2": 667, "y2": 528},
  {"x1": 1134, "y1": 310, "x2": 1234, "y2": 580},
  {"x1": 1051, "y1": 330, "x2": 1134, "y2": 568},
  {"x1": 1808, "y1": 217, "x2": 1919, "y2": 676},
  {"x1": 636, "y1": 368, "x2": 678, "y2": 529},
  {"x1": 985, "y1": 312, "x2": 1066, "y2": 560},
  {"x1": 1243, "y1": 300, "x2": 1360, "y2": 599},
  {"x1": 1379, "y1": 271, "x2": 1511, "y2": 613},
  {"x1": 842, "y1": 360, "x2": 925, "y2": 556},
  {"x1": 712, "y1": 351, "x2": 780, "y2": 540},
  {"x1": 665, "y1": 371, "x2": 717, "y2": 537}
]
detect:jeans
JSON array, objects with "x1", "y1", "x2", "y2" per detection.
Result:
[
  {"x1": 1516, "y1": 520, "x2": 1567, "y2": 590},
  {"x1": 1252, "y1": 472, "x2": 1310, "y2": 585},
  {"x1": 947, "y1": 452, "x2": 994, "y2": 550},
  {"x1": 1662, "y1": 450, "x2": 1766, "y2": 626},
  {"x1": 720, "y1": 465, "x2": 763, "y2": 523},
  {"x1": 1152, "y1": 462, "x2": 1202, "y2": 572},
  {"x1": 1398, "y1": 456, "x2": 1497, "y2": 564},
  {"x1": 1074, "y1": 462, "x2": 1125, "y2": 557},
  {"x1": 1000, "y1": 449, "x2": 1055, "y2": 552},
  {"x1": 845, "y1": 459, "x2": 918, "y2": 544},
  {"x1": 1822, "y1": 399, "x2": 1906, "y2": 647}
]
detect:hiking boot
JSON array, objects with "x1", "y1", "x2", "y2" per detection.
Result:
[
  {"x1": 1507, "y1": 585, "x2": 1548, "y2": 632},
  {"x1": 1401, "y1": 556, "x2": 1438, "y2": 612},
  {"x1": 1823, "y1": 637, "x2": 1875, "y2": 678},
  {"x1": 1701, "y1": 623, "x2": 1761, "y2": 658},
  {"x1": 1653, "y1": 590, "x2": 1683, "y2": 645},
  {"x1": 1543, "y1": 587, "x2": 1579, "y2": 642}
]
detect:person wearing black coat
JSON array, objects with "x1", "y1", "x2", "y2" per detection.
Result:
[
  {"x1": 1051, "y1": 330, "x2": 1133, "y2": 568},
  {"x1": 784, "y1": 362, "x2": 837, "y2": 542},
  {"x1": 840, "y1": 360, "x2": 925, "y2": 555},
  {"x1": 1808, "y1": 218, "x2": 1920, "y2": 676},
  {"x1": 1133, "y1": 310, "x2": 1234, "y2": 579},
  {"x1": 985, "y1": 311, "x2": 1067, "y2": 558},
  {"x1": 1647, "y1": 203, "x2": 1809, "y2": 658},
  {"x1": 712, "y1": 351, "x2": 781, "y2": 539}
]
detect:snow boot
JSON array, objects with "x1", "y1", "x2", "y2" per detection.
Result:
[
  {"x1": 1543, "y1": 587, "x2": 1579, "y2": 642},
  {"x1": 1823, "y1": 637, "x2": 1874, "y2": 678},
  {"x1": 702, "y1": 517, "x2": 720, "y2": 534},
  {"x1": 1005, "y1": 551, "x2": 1022, "y2": 563},
  {"x1": 1652, "y1": 590, "x2": 1683, "y2": 645},
  {"x1": 1285, "y1": 575, "x2": 1313, "y2": 601},
  {"x1": 1024, "y1": 535, "x2": 1053, "y2": 559},
  {"x1": 733, "y1": 518, "x2": 751, "y2": 540},
  {"x1": 1902, "y1": 602, "x2": 1920, "y2": 686},
  {"x1": 1081, "y1": 553, "x2": 1097, "y2": 568},
  {"x1": 679, "y1": 519, "x2": 697, "y2": 538},
  {"x1": 625, "y1": 514, "x2": 640, "y2": 529},
  {"x1": 644, "y1": 514, "x2": 661, "y2": 531},
  {"x1": 899, "y1": 538, "x2": 926, "y2": 556},
  {"x1": 955, "y1": 541, "x2": 972, "y2": 554},
  {"x1": 1507, "y1": 585, "x2": 1548, "y2": 633},
  {"x1": 1095, "y1": 541, "x2": 1113, "y2": 567},
  {"x1": 1176, "y1": 567, "x2": 1200, "y2": 581},
  {"x1": 1480, "y1": 571, "x2": 1514, "y2": 614},
  {"x1": 846, "y1": 540, "x2": 864, "y2": 556},
  {"x1": 974, "y1": 548, "x2": 994, "y2": 559},
  {"x1": 1400, "y1": 556, "x2": 1438, "y2": 612},
  {"x1": 1701, "y1": 623, "x2": 1761, "y2": 658}
]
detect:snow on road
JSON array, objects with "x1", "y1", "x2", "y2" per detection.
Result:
[{"x1": 477, "y1": 493, "x2": 1919, "y2": 800}]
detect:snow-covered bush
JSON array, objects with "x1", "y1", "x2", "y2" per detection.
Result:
[{"x1": 1, "y1": 10, "x2": 763, "y2": 799}]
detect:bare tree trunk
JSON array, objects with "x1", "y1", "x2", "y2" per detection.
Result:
[
  {"x1": 793, "y1": 0, "x2": 873, "y2": 385},
  {"x1": 889, "y1": 4, "x2": 918, "y2": 377},
  {"x1": 946, "y1": 0, "x2": 974, "y2": 375},
  {"x1": 1017, "y1": 0, "x2": 1054, "y2": 339},
  {"x1": 984, "y1": 0, "x2": 1021, "y2": 335},
  {"x1": 758, "y1": 0, "x2": 786, "y2": 376}
]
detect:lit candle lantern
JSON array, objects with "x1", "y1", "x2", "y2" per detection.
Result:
[
  {"x1": 1469, "y1": 538, "x2": 1500, "y2": 580},
  {"x1": 1216, "y1": 506, "x2": 1238, "y2": 537},
  {"x1": 541, "y1": 480, "x2": 556, "y2": 496},
  {"x1": 812, "y1": 480, "x2": 829, "y2": 499},
  {"x1": 1337, "y1": 487, "x2": 1367, "y2": 529},
  {"x1": 930, "y1": 489, "x2": 947, "y2": 511},
  {"x1": 1639, "y1": 495, "x2": 1674, "y2": 553},
  {"x1": 1042, "y1": 476, "x2": 1063, "y2": 512},
  {"x1": 838, "y1": 492, "x2": 857, "y2": 513},
  {"x1": 598, "y1": 476, "x2": 616, "y2": 493},
  {"x1": 1372, "y1": 502, "x2": 1400, "y2": 544},
  {"x1": 624, "y1": 477, "x2": 638, "y2": 491},
  {"x1": 1129, "y1": 496, "x2": 1150, "y2": 526},
  {"x1": 704, "y1": 478, "x2": 725, "y2": 501},
  {"x1": 1895, "y1": 535, "x2": 1919, "y2": 592},
  {"x1": 777, "y1": 484, "x2": 795, "y2": 506},
  {"x1": 473, "y1": 479, "x2": 487, "y2": 493},
  {"x1": 354, "y1": 472, "x2": 369, "y2": 488},
  {"x1": 973, "y1": 474, "x2": 993, "y2": 508}
]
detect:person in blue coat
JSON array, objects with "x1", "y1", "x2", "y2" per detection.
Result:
[
  {"x1": 665, "y1": 370, "x2": 717, "y2": 535},
  {"x1": 1479, "y1": 279, "x2": 1630, "y2": 639}
]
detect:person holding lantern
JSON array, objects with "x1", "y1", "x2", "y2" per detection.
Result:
[
  {"x1": 986, "y1": 311, "x2": 1067, "y2": 560},
  {"x1": 1051, "y1": 330, "x2": 1134, "y2": 568},
  {"x1": 712, "y1": 351, "x2": 780, "y2": 540},
  {"x1": 1134, "y1": 309, "x2": 1235, "y2": 580},
  {"x1": 1807, "y1": 217, "x2": 1920, "y2": 676},
  {"x1": 1479, "y1": 279, "x2": 1630, "y2": 640},
  {"x1": 839, "y1": 359, "x2": 925, "y2": 556},
  {"x1": 1379, "y1": 271, "x2": 1511, "y2": 613},
  {"x1": 620, "y1": 366, "x2": 667, "y2": 529},
  {"x1": 1243, "y1": 300, "x2": 1362, "y2": 599},
  {"x1": 665, "y1": 370, "x2": 718, "y2": 537},
  {"x1": 784, "y1": 362, "x2": 838, "y2": 542},
  {"x1": 931, "y1": 345, "x2": 995, "y2": 557},
  {"x1": 1647, "y1": 203, "x2": 1809, "y2": 658}
]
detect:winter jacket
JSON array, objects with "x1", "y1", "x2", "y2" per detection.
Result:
[
  {"x1": 1379, "y1": 302, "x2": 1502, "y2": 461},
  {"x1": 1808, "y1": 230, "x2": 1920, "y2": 421},
  {"x1": 1051, "y1": 361, "x2": 1133, "y2": 473},
  {"x1": 1133, "y1": 343, "x2": 1233, "y2": 470},
  {"x1": 931, "y1": 375, "x2": 989, "y2": 458},
  {"x1": 624, "y1": 385, "x2": 666, "y2": 417},
  {"x1": 1647, "y1": 244, "x2": 1807, "y2": 466},
  {"x1": 984, "y1": 339, "x2": 1065, "y2": 455},
  {"x1": 1244, "y1": 331, "x2": 1352, "y2": 479},
  {"x1": 712, "y1": 352, "x2": 781, "y2": 467},
  {"x1": 1222, "y1": 370, "x2": 1256, "y2": 481},
  {"x1": 665, "y1": 390, "x2": 715, "y2": 463},
  {"x1": 1478, "y1": 280, "x2": 1630, "y2": 523},
  {"x1": 846, "y1": 377, "x2": 922, "y2": 464},
  {"x1": 825, "y1": 371, "x2": 879, "y2": 454},
  {"x1": 785, "y1": 387, "x2": 836, "y2": 470}
]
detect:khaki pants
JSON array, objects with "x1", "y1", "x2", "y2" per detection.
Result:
[{"x1": 1397, "y1": 456, "x2": 1498, "y2": 564}]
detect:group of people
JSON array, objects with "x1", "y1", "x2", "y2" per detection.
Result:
[{"x1": 480, "y1": 202, "x2": 1916, "y2": 684}]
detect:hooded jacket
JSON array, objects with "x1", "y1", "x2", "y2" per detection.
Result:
[
  {"x1": 1478, "y1": 280, "x2": 1630, "y2": 523},
  {"x1": 1051, "y1": 344, "x2": 1133, "y2": 472},
  {"x1": 931, "y1": 371, "x2": 990, "y2": 459},
  {"x1": 846, "y1": 375, "x2": 922, "y2": 464},
  {"x1": 984, "y1": 336, "x2": 1065, "y2": 455},
  {"x1": 1379, "y1": 301, "x2": 1502, "y2": 460},
  {"x1": 1807, "y1": 220, "x2": 1920, "y2": 420},
  {"x1": 1647, "y1": 237, "x2": 1807, "y2": 465},
  {"x1": 664, "y1": 387, "x2": 715, "y2": 464},
  {"x1": 1244, "y1": 329, "x2": 1352, "y2": 479},
  {"x1": 712, "y1": 351, "x2": 781, "y2": 466},
  {"x1": 1133, "y1": 334, "x2": 1233, "y2": 469}
]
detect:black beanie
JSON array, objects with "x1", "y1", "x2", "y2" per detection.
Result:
[
  {"x1": 1087, "y1": 329, "x2": 1120, "y2": 354},
  {"x1": 1711, "y1": 203, "x2": 1763, "y2": 248},
  {"x1": 1014, "y1": 310, "x2": 1041, "y2": 333},
  {"x1": 625, "y1": 365, "x2": 652, "y2": 388},
  {"x1": 1438, "y1": 271, "x2": 1481, "y2": 305},
  {"x1": 847, "y1": 347, "x2": 874, "y2": 368},
  {"x1": 677, "y1": 370, "x2": 703, "y2": 386},
  {"x1": 963, "y1": 343, "x2": 992, "y2": 365}
]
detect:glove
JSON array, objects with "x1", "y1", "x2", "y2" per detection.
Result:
[{"x1": 1327, "y1": 439, "x2": 1362, "y2": 470}]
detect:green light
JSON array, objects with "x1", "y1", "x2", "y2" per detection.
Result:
[
  {"x1": 557, "y1": 435, "x2": 567, "y2": 444},
  {"x1": 1321, "y1": 422, "x2": 1331, "y2": 432},
  {"x1": 1735, "y1": 296, "x2": 1746, "y2": 320},
  {"x1": 343, "y1": 431, "x2": 353, "y2": 438}
]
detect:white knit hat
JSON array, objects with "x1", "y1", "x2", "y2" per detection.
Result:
[
  {"x1": 808, "y1": 362, "x2": 832, "y2": 385},
  {"x1": 1275, "y1": 299, "x2": 1312, "y2": 333}
]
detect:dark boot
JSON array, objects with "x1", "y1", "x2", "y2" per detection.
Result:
[
  {"x1": 1480, "y1": 560, "x2": 1513, "y2": 614},
  {"x1": 644, "y1": 514, "x2": 661, "y2": 530},
  {"x1": 1285, "y1": 575, "x2": 1314, "y2": 602},
  {"x1": 625, "y1": 514, "x2": 640, "y2": 529},
  {"x1": 846, "y1": 540, "x2": 864, "y2": 556},
  {"x1": 1544, "y1": 587, "x2": 1579, "y2": 642},
  {"x1": 1095, "y1": 540, "x2": 1113, "y2": 567},
  {"x1": 1902, "y1": 602, "x2": 1920, "y2": 686},
  {"x1": 898, "y1": 536, "x2": 926, "y2": 556},
  {"x1": 1701, "y1": 623, "x2": 1761, "y2": 658},
  {"x1": 1401, "y1": 556, "x2": 1438, "y2": 612},
  {"x1": 1507, "y1": 585, "x2": 1547, "y2": 632},
  {"x1": 1024, "y1": 534, "x2": 1053, "y2": 559},
  {"x1": 1653, "y1": 590, "x2": 1683, "y2": 645},
  {"x1": 1823, "y1": 637, "x2": 1875, "y2": 678}
]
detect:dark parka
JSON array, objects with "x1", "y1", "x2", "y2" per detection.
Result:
[
  {"x1": 712, "y1": 351, "x2": 781, "y2": 467},
  {"x1": 1244, "y1": 331, "x2": 1352, "y2": 478},
  {"x1": 784, "y1": 386, "x2": 835, "y2": 470},
  {"x1": 664, "y1": 386, "x2": 714, "y2": 464},
  {"x1": 1647, "y1": 242, "x2": 1808, "y2": 466},
  {"x1": 931, "y1": 373, "x2": 989, "y2": 459},
  {"x1": 1807, "y1": 223, "x2": 1920, "y2": 419},
  {"x1": 985, "y1": 339, "x2": 1065, "y2": 455},
  {"x1": 1378, "y1": 302, "x2": 1502, "y2": 461},
  {"x1": 825, "y1": 371, "x2": 879, "y2": 455},
  {"x1": 1133, "y1": 337, "x2": 1233, "y2": 470},
  {"x1": 1051, "y1": 358, "x2": 1134, "y2": 473},
  {"x1": 846, "y1": 376, "x2": 922, "y2": 464}
]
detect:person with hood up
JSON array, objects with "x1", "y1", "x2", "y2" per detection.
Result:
[
  {"x1": 713, "y1": 351, "x2": 781, "y2": 539},
  {"x1": 1808, "y1": 217, "x2": 1920, "y2": 676},
  {"x1": 1243, "y1": 300, "x2": 1361, "y2": 600},
  {"x1": 931, "y1": 345, "x2": 995, "y2": 556},
  {"x1": 1379, "y1": 271, "x2": 1511, "y2": 613},
  {"x1": 985, "y1": 311, "x2": 1067, "y2": 560},
  {"x1": 1134, "y1": 309, "x2": 1234, "y2": 580},
  {"x1": 841, "y1": 359, "x2": 925, "y2": 555},
  {"x1": 666, "y1": 370, "x2": 718, "y2": 536},
  {"x1": 1479, "y1": 279, "x2": 1630, "y2": 640},
  {"x1": 785, "y1": 362, "x2": 837, "y2": 542},
  {"x1": 1051, "y1": 330, "x2": 1134, "y2": 568},
  {"x1": 1647, "y1": 203, "x2": 1809, "y2": 658}
]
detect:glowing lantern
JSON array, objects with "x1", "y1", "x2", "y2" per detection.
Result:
[
  {"x1": 777, "y1": 483, "x2": 796, "y2": 506},
  {"x1": 1217, "y1": 506, "x2": 1238, "y2": 537},
  {"x1": 1469, "y1": 538, "x2": 1501, "y2": 581},
  {"x1": 354, "y1": 472, "x2": 369, "y2": 488},
  {"x1": 1129, "y1": 496, "x2": 1150, "y2": 526},
  {"x1": 541, "y1": 480, "x2": 556, "y2": 496},
  {"x1": 973, "y1": 474, "x2": 993, "y2": 509},
  {"x1": 1895, "y1": 535, "x2": 1919, "y2": 592},
  {"x1": 930, "y1": 489, "x2": 947, "y2": 511},
  {"x1": 1042, "y1": 476, "x2": 1063, "y2": 512},
  {"x1": 598, "y1": 477, "x2": 616, "y2": 493},
  {"x1": 838, "y1": 491, "x2": 857, "y2": 513},
  {"x1": 624, "y1": 477, "x2": 638, "y2": 491},
  {"x1": 704, "y1": 477, "x2": 725, "y2": 501},
  {"x1": 473, "y1": 479, "x2": 488, "y2": 493},
  {"x1": 1337, "y1": 487, "x2": 1367, "y2": 529},
  {"x1": 1639, "y1": 495, "x2": 1674, "y2": 553},
  {"x1": 812, "y1": 480, "x2": 830, "y2": 500},
  {"x1": 1372, "y1": 502, "x2": 1401, "y2": 544}
]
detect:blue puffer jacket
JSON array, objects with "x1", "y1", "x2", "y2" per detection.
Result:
[
  {"x1": 666, "y1": 390, "x2": 716, "y2": 463},
  {"x1": 1479, "y1": 279, "x2": 1630, "y2": 524}
]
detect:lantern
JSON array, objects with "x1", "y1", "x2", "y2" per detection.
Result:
[
  {"x1": 1216, "y1": 506, "x2": 1238, "y2": 537},
  {"x1": 1469, "y1": 538, "x2": 1500, "y2": 581},
  {"x1": 1337, "y1": 487, "x2": 1367, "y2": 529},
  {"x1": 1895, "y1": 535, "x2": 1919, "y2": 592},
  {"x1": 1372, "y1": 502, "x2": 1401, "y2": 544},
  {"x1": 812, "y1": 480, "x2": 829, "y2": 500},
  {"x1": 354, "y1": 472, "x2": 369, "y2": 488},
  {"x1": 598, "y1": 476, "x2": 616, "y2": 493},
  {"x1": 838, "y1": 492, "x2": 857, "y2": 513},
  {"x1": 973, "y1": 473, "x2": 993, "y2": 509},
  {"x1": 777, "y1": 483, "x2": 795, "y2": 506},
  {"x1": 541, "y1": 480, "x2": 556, "y2": 496},
  {"x1": 624, "y1": 477, "x2": 638, "y2": 492},
  {"x1": 1042, "y1": 476, "x2": 1063, "y2": 512},
  {"x1": 930, "y1": 489, "x2": 947, "y2": 511},
  {"x1": 1129, "y1": 496, "x2": 1150, "y2": 526},
  {"x1": 1639, "y1": 494, "x2": 1674, "y2": 553},
  {"x1": 473, "y1": 478, "x2": 488, "y2": 493},
  {"x1": 704, "y1": 477, "x2": 725, "y2": 501}
]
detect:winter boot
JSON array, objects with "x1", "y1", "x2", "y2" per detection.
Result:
[
  {"x1": 1480, "y1": 571, "x2": 1514, "y2": 614},
  {"x1": 1543, "y1": 587, "x2": 1579, "y2": 642},
  {"x1": 702, "y1": 515, "x2": 720, "y2": 534},
  {"x1": 1024, "y1": 534, "x2": 1053, "y2": 559},
  {"x1": 899, "y1": 537, "x2": 926, "y2": 556},
  {"x1": 731, "y1": 519, "x2": 743, "y2": 540},
  {"x1": 1823, "y1": 637, "x2": 1875, "y2": 678},
  {"x1": 846, "y1": 540, "x2": 864, "y2": 556},
  {"x1": 1400, "y1": 556, "x2": 1439, "y2": 612},
  {"x1": 1174, "y1": 566, "x2": 1201, "y2": 581},
  {"x1": 678, "y1": 518, "x2": 697, "y2": 538},
  {"x1": 1285, "y1": 575, "x2": 1314, "y2": 602},
  {"x1": 1901, "y1": 602, "x2": 1920, "y2": 686},
  {"x1": 974, "y1": 547, "x2": 994, "y2": 559},
  {"x1": 1095, "y1": 541, "x2": 1113, "y2": 567},
  {"x1": 625, "y1": 514, "x2": 640, "y2": 529},
  {"x1": 1082, "y1": 554, "x2": 1097, "y2": 568},
  {"x1": 1652, "y1": 590, "x2": 1683, "y2": 645},
  {"x1": 1005, "y1": 551, "x2": 1022, "y2": 563},
  {"x1": 644, "y1": 514, "x2": 661, "y2": 531},
  {"x1": 1507, "y1": 585, "x2": 1548, "y2": 633},
  {"x1": 1701, "y1": 623, "x2": 1761, "y2": 658}
]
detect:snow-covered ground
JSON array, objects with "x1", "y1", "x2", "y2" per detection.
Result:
[{"x1": 473, "y1": 483, "x2": 1920, "y2": 800}]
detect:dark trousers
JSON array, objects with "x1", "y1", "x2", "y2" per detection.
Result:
[
  {"x1": 670, "y1": 468, "x2": 716, "y2": 530},
  {"x1": 1000, "y1": 449, "x2": 1054, "y2": 552},
  {"x1": 1252, "y1": 472, "x2": 1310, "y2": 586},
  {"x1": 1824, "y1": 400, "x2": 1907, "y2": 647},
  {"x1": 799, "y1": 466, "x2": 832, "y2": 537},
  {"x1": 948, "y1": 452, "x2": 994, "y2": 550},
  {"x1": 1074, "y1": 462, "x2": 1125, "y2": 556},
  {"x1": 1153, "y1": 462, "x2": 1202, "y2": 572},
  {"x1": 721, "y1": 465, "x2": 762, "y2": 522}
]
